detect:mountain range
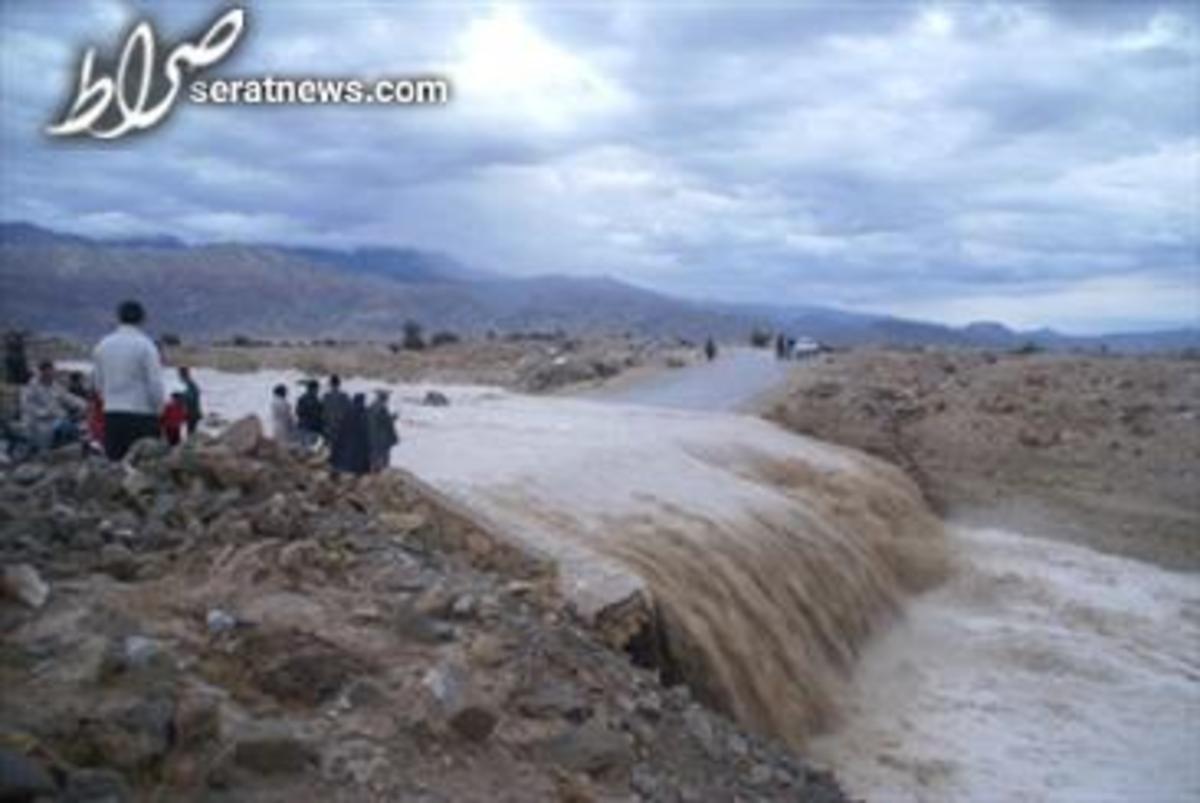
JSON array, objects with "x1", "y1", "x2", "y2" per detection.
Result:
[{"x1": 1, "y1": 221, "x2": 1195, "y2": 353}]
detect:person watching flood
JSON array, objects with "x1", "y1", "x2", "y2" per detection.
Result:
[{"x1": 92, "y1": 300, "x2": 165, "y2": 460}]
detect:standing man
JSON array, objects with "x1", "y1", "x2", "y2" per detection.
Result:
[
  {"x1": 321, "y1": 374, "x2": 351, "y2": 448},
  {"x1": 178, "y1": 366, "x2": 202, "y2": 437},
  {"x1": 295, "y1": 379, "x2": 323, "y2": 449},
  {"x1": 366, "y1": 389, "x2": 398, "y2": 472},
  {"x1": 92, "y1": 300, "x2": 165, "y2": 460}
]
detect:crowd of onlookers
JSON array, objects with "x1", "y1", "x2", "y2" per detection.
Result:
[{"x1": 3, "y1": 300, "x2": 398, "y2": 475}]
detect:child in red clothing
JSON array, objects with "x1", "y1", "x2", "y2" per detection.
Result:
[
  {"x1": 87, "y1": 392, "x2": 105, "y2": 450},
  {"x1": 160, "y1": 392, "x2": 188, "y2": 446}
]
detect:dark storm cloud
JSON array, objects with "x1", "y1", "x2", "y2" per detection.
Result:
[{"x1": 1, "y1": 0, "x2": 1196, "y2": 332}]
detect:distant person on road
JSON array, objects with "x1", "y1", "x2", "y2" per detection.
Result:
[
  {"x1": 21, "y1": 360, "x2": 85, "y2": 451},
  {"x1": 270, "y1": 384, "x2": 297, "y2": 445},
  {"x1": 704, "y1": 337, "x2": 718, "y2": 362},
  {"x1": 295, "y1": 379, "x2": 323, "y2": 449},
  {"x1": 321, "y1": 374, "x2": 351, "y2": 445},
  {"x1": 330, "y1": 393, "x2": 370, "y2": 476},
  {"x1": 178, "y1": 366, "x2": 202, "y2": 436},
  {"x1": 160, "y1": 391, "x2": 189, "y2": 446},
  {"x1": 4, "y1": 332, "x2": 31, "y2": 385},
  {"x1": 92, "y1": 300, "x2": 165, "y2": 460},
  {"x1": 367, "y1": 389, "x2": 398, "y2": 472},
  {"x1": 775, "y1": 333, "x2": 787, "y2": 360}
]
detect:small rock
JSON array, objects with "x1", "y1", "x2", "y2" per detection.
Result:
[
  {"x1": 515, "y1": 680, "x2": 590, "y2": 722},
  {"x1": 60, "y1": 767, "x2": 131, "y2": 802},
  {"x1": 10, "y1": 463, "x2": 46, "y2": 486},
  {"x1": 174, "y1": 687, "x2": 223, "y2": 749},
  {"x1": 449, "y1": 594, "x2": 477, "y2": 620},
  {"x1": 206, "y1": 608, "x2": 238, "y2": 634},
  {"x1": 98, "y1": 543, "x2": 140, "y2": 581},
  {"x1": 749, "y1": 763, "x2": 773, "y2": 786},
  {"x1": 422, "y1": 661, "x2": 467, "y2": 707},
  {"x1": 728, "y1": 733, "x2": 748, "y2": 758},
  {"x1": 422, "y1": 391, "x2": 450, "y2": 407},
  {"x1": 1, "y1": 563, "x2": 49, "y2": 609},
  {"x1": 542, "y1": 719, "x2": 632, "y2": 777},
  {"x1": 448, "y1": 704, "x2": 499, "y2": 743},
  {"x1": 233, "y1": 734, "x2": 316, "y2": 776},
  {"x1": 0, "y1": 747, "x2": 56, "y2": 800},
  {"x1": 395, "y1": 608, "x2": 456, "y2": 644},
  {"x1": 122, "y1": 635, "x2": 164, "y2": 668},
  {"x1": 682, "y1": 706, "x2": 718, "y2": 757}
]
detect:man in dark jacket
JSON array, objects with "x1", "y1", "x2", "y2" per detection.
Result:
[
  {"x1": 321, "y1": 374, "x2": 351, "y2": 447},
  {"x1": 367, "y1": 389, "x2": 398, "y2": 472},
  {"x1": 295, "y1": 380, "x2": 323, "y2": 449}
]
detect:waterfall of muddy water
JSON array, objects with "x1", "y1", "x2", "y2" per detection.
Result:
[
  {"x1": 185, "y1": 369, "x2": 947, "y2": 749},
  {"x1": 595, "y1": 450, "x2": 947, "y2": 746}
]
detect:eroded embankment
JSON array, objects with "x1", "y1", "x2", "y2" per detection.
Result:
[{"x1": 194, "y1": 368, "x2": 947, "y2": 750}]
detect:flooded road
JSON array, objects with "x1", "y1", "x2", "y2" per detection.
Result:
[{"x1": 581, "y1": 347, "x2": 794, "y2": 412}]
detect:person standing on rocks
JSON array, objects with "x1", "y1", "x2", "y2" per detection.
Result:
[
  {"x1": 367, "y1": 389, "x2": 398, "y2": 472},
  {"x1": 330, "y1": 393, "x2": 370, "y2": 476},
  {"x1": 92, "y1": 300, "x2": 165, "y2": 460},
  {"x1": 321, "y1": 375, "x2": 351, "y2": 447},
  {"x1": 178, "y1": 366, "x2": 202, "y2": 437},
  {"x1": 4, "y1": 331, "x2": 31, "y2": 385},
  {"x1": 270, "y1": 384, "x2": 298, "y2": 445},
  {"x1": 295, "y1": 379, "x2": 323, "y2": 450}
]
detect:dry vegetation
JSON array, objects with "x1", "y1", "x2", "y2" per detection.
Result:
[{"x1": 763, "y1": 348, "x2": 1200, "y2": 571}]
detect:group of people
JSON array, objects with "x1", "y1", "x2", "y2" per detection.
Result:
[
  {"x1": 6, "y1": 300, "x2": 398, "y2": 476},
  {"x1": 8, "y1": 302, "x2": 206, "y2": 459},
  {"x1": 270, "y1": 375, "x2": 398, "y2": 475}
]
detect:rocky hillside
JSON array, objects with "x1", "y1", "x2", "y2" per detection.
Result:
[
  {"x1": 5, "y1": 222, "x2": 1196, "y2": 352},
  {"x1": 0, "y1": 420, "x2": 847, "y2": 802}
]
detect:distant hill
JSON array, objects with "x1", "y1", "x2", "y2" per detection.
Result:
[{"x1": 1, "y1": 221, "x2": 1196, "y2": 353}]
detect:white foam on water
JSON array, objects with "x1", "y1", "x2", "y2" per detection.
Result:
[{"x1": 808, "y1": 525, "x2": 1200, "y2": 803}]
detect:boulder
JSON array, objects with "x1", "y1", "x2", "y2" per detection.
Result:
[
  {"x1": 217, "y1": 416, "x2": 263, "y2": 457},
  {"x1": 422, "y1": 391, "x2": 450, "y2": 407},
  {"x1": 1, "y1": 563, "x2": 49, "y2": 608},
  {"x1": 0, "y1": 747, "x2": 56, "y2": 800}
]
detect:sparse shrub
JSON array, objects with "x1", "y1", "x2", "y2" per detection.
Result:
[
  {"x1": 402, "y1": 321, "x2": 426, "y2": 350},
  {"x1": 430, "y1": 331, "x2": 461, "y2": 348},
  {"x1": 749, "y1": 329, "x2": 772, "y2": 348},
  {"x1": 161, "y1": 333, "x2": 182, "y2": 347},
  {"x1": 1012, "y1": 341, "x2": 1044, "y2": 356}
]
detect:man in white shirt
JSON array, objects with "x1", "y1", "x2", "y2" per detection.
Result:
[{"x1": 92, "y1": 300, "x2": 165, "y2": 459}]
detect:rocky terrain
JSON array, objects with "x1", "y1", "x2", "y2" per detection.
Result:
[
  {"x1": 763, "y1": 348, "x2": 1200, "y2": 570},
  {"x1": 5, "y1": 222, "x2": 1197, "y2": 352},
  {"x1": 164, "y1": 336, "x2": 698, "y2": 396},
  {"x1": 0, "y1": 420, "x2": 848, "y2": 802}
]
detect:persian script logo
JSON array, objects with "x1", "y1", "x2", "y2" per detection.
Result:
[{"x1": 47, "y1": 8, "x2": 245, "y2": 140}]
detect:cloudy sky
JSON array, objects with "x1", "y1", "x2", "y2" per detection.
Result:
[{"x1": 1, "y1": 1, "x2": 1196, "y2": 333}]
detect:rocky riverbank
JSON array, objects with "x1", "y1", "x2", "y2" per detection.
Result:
[{"x1": 0, "y1": 420, "x2": 847, "y2": 802}]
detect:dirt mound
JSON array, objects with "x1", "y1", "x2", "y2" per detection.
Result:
[
  {"x1": 0, "y1": 422, "x2": 847, "y2": 802},
  {"x1": 764, "y1": 349, "x2": 1200, "y2": 570}
]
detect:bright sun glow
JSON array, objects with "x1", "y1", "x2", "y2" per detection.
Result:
[{"x1": 452, "y1": 5, "x2": 630, "y2": 132}]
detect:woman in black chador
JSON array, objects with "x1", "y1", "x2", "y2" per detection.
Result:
[{"x1": 330, "y1": 393, "x2": 370, "y2": 476}]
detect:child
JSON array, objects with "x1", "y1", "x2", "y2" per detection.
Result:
[
  {"x1": 160, "y1": 391, "x2": 189, "y2": 446},
  {"x1": 86, "y1": 391, "x2": 106, "y2": 453}
]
